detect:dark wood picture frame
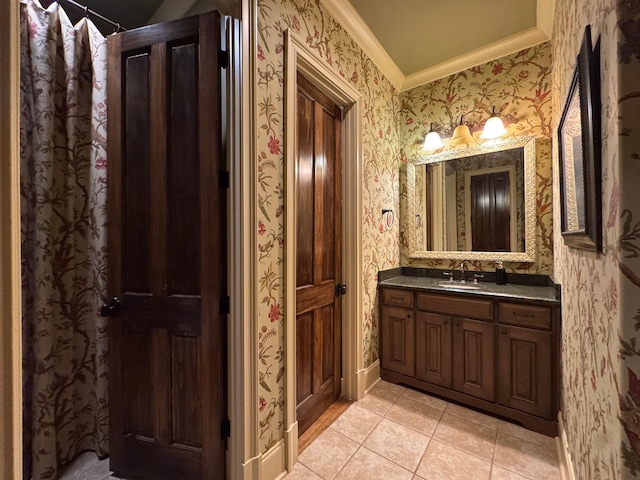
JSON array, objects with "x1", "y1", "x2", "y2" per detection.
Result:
[{"x1": 558, "y1": 25, "x2": 602, "y2": 251}]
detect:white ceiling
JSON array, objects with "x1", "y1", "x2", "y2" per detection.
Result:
[{"x1": 321, "y1": 0, "x2": 555, "y2": 91}]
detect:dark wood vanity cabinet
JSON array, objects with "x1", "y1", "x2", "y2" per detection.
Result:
[
  {"x1": 379, "y1": 286, "x2": 560, "y2": 436},
  {"x1": 380, "y1": 289, "x2": 415, "y2": 377},
  {"x1": 453, "y1": 318, "x2": 495, "y2": 402}
]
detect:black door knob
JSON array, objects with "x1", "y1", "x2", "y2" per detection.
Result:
[
  {"x1": 335, "y1": 283, "x2": 347, "y2": 296},
  {"x1": 100, "y1": 297, "x2": 121, "y2": 317}
]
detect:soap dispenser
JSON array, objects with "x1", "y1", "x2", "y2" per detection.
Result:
[{"x1": 495, "y1": 261, "x2": 506, "y2": 285}]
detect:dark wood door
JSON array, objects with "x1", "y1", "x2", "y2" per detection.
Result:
[
  {"x1": 295, "y1": 73, "x2": 343, "y2": 436},
  {"x1": 452, "y1": 318, "x2": 495, "y2": 401},
  {"x1": 470, "y1": 171, "x2": 511, "y2": 251},
  {"x1": 381, "y1": 307, "x2": 416, "y2": 377},
  {"x1": 416, "y1": 312, "x2": 452, "y2": 387},
  {"x1": 106, "y1": 13, "x2": 226, "y2": 479},
  {"x1": 497, "y1": 325, "x2": 552, "y2": 418}
]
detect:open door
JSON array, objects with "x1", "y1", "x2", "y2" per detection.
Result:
[
  {"x1": 295, "y1": 73, "x2": 343, "y2": 436},
  {"x1": 105, "y1": 12, "x2": 227, "y2": 479}
]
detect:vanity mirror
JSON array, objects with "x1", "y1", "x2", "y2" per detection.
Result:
[{"x1": 406, "y1": 136, "x2": 536, "y2": 262}]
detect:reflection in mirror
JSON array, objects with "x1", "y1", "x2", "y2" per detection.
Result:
[
  {"x1": 407, "y1": 136, "x2": 536, "y2": 262},
  {"x1": 416, "y1": 148, "x2": 524, "y2": 252}
]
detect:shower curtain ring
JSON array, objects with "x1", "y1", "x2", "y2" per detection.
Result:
[{"x1": 84, "y1": 5, "x2": 89, "y2": 18}]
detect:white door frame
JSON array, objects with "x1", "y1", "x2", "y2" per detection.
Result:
[{"x1": 283, "y1": 30, "x2": 364, "y2": 469}]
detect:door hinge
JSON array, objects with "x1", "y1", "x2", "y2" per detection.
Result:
[
  {"x1": 220, "y1": 295, "x2": 230, "y2": 315},
  {"x1": 222, "y1": 417, "x2": 231, "y2": 438},
  {"x1": 219, "y1": 170, "x2": 230, "y2": 189},
  {"x1": 220, "y1": 49, "x2": 229, "y2": 69}
]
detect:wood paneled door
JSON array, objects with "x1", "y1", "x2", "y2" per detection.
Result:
[
  {"x1": 470, "y1": 171, "x2": 511, "y2": 251},
  {"x1": 106, "y1": 12, "x2": 227, "y2": 480},
  {"x1": 295, "y1": 73, "x2": 343, "y2": 436}
]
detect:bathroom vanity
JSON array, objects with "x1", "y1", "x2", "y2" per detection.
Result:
[{"x1": 378, "y1": 272, "x2": 560, "y2": 436}]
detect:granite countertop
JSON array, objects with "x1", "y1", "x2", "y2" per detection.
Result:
[{"x1": 379, "y1": 275, "x2": 559, "y2": 304}]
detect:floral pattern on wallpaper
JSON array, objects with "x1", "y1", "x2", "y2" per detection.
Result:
[
  {"x1": 617, "y1": 0, "x2": 640, "y2": 477},
  {"x1": 398, "y1": 44, "x2": 553, "y2": 275},
  {"x1": 20, "y1": 1, "x2": 108, "y2": 478},
  {"x1": 256, "y1": 0, "x2": 400, "y2": 452},
  {"x1": 552, "y1": 0, "x2": 628, "y2": 479}
]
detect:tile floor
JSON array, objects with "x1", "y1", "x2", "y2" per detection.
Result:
[
  {"x1": 286, "y1": 381, "x2": 561, "y2": 480},
  {"x1": 60, "y1": 380, "x2": 561, "y2": 480}
]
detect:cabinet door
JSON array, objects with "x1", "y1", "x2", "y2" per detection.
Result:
[
  {"x1": 497, "y1": 325, "x2": 552, "y2": 418},
  {"x1": 453, "y1": 318, "x2": 495, "y2": 401},
  {"x1": 381, "y1": 307, "x2": 415, "y2": 377},
  {"x1": 416, "y1": 312, "x2": 452, "y2": 387}
]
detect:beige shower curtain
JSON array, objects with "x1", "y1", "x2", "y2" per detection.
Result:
[{"x1": 20, "y1": 0, "x2": 108, "y2": 478}]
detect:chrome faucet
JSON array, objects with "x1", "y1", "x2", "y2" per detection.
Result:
[{"x1": 459, "y1": 262, "x2": 465, "y2": 283}]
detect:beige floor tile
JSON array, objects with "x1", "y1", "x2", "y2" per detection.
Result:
[
  {"x1": 284, "y1": 462, "x2": 323, "y2": 479},
  {"x1": 494, "y1": 431, "x2": 560, "y2": 480},
  {"x1": 415, "y1": 439, "x2": 491, "y2": 480},
  {"x1": 498, "y1": 421, "x2": 557, "y2": 450},
  {"x1": 363, "y1": 418, "x2": 431, "y2": 472},
  {"x1": 432, "y1": 413, "x2": 496, "y2": 461},
  {"x1": 401, "y1": 388, "x2": 447, "y2": 411},
  {"x1": 385, "y1": 395, "x2": 443, "y2": 436},
  {"x1": 444, "y1": 403, "x2": 499, "y2": 430},
  {"x1": 298, "y1": 428, "x2": 359, "y2": 480},
  {"x1": 329, "y1": 404, "x2": 383, "y2": 443},
  {"x1": 356, "y1": 381, "x2": 405, "y2": 415},
  {"x1": 335, "y1": 447, "x2": 413, "y2": 480},
  {"x1": 491, "y1": 465, "x2": 533, "y2": 480}
]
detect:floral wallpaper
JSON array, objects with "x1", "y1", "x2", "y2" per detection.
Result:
[
  {"x1": 553, "y1": 0, "x2": 640, "y2": 478},
  {"x1": 398, "y1": 44, "x2": 553, "y2": 275},
  {"x1": 256, "y1": 0, "x2": 400, "y2": 453}
]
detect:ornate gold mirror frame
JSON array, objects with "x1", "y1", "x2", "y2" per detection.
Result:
[{"x1": 406, "y1": 136, "x2": 537, "y2": 262}]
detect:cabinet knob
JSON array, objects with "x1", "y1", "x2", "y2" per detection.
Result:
[
  {"x1": 501, "y1": 328, "x2": 507, "y2": 334},
  {"x1": 407, "y1": 314, "x2": 411, "y2": 318},
  {"x1": 455, "y1": 320, "x2": 461, "y2": 327},
  {"x1": 443, "y1": 319, "x2": 448, "y2": 325}
]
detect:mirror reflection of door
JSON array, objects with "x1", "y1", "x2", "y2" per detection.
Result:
[{"x1": 466, "y1": 168, "x2": 515, "y2": 252}]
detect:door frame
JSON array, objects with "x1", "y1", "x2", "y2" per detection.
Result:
[
  {"x1": 0, "y1": 2, "x2": 22, "y2": 478},
  {"x1": 283, "y1": 29, "x2": 364, "y2": 469}
]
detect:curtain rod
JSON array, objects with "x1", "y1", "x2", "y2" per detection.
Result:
[{"x1": 56, "y1": 0, "x2": 127, "y2": 32}]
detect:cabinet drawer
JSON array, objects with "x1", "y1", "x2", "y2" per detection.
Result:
[
  {"x1": 498, "y1": 302, "x2": 551, "y2": 330},
  {"x1": 382, "y1": 289, "x2": 413, "y2": 308},
  {"x1": 416, "y1": 293, "x2": 493, "y2": 320}
]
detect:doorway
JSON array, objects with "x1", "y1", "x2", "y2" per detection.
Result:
[{"x1": 283, "y1": 30, "x2": 365, "y2": 467}]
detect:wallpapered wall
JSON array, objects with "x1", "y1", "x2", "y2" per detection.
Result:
[
  {"x1": 398, "y1": 44, "x2": 553, "y2": 275},
  {"x1": 256, "y1": 0, "x2": 400, "y2": 452},
  {"x1": 552, "y1": 0, "x2": 640, "y2": 478}
]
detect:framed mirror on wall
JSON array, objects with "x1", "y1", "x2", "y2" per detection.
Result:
[
  {"x1": 558, "y1": 24, "x2": 602, "y2": 252},
  {"x1": 406, "y1": 136, "x2": 537, "y2": 262}
]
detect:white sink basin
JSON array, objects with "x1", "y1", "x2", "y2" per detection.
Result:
[{"x1": 439, "y1": 283, "x2": 481, "y2": 290}]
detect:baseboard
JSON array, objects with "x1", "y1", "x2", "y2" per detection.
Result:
[
  {"x1": 557, "y1": 413, "x2": 576, "y2": 480},
  {"x1": 261, "y1": 440, "x2": 286, "y2": 480},
  {"x1": 239, "y1": 454, "x2": 261, "y2": 480},
  {"x1": 284, "y1": 421, "x2": 298, "y2": 470},
  {"x1": 364, "y1": 359, "x2": 380, "y2": 395}
]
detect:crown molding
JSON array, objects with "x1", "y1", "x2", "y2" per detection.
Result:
[
  {"x1": 320, "y1": 0, "x2": 553, "y2": 93},
  {"x1": 537, "y1": 0, "x2": 556, "y2": 38},
  {"x1": 320, "y1": 0, "x2": 404, "y2": 91},
  {"x1": 402, "y1": 27, "x2": 549, "y2": 91}
]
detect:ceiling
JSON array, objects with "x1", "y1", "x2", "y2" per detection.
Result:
[{"x1": 55, "y1": 0, "x2": 553, "y2": 91}]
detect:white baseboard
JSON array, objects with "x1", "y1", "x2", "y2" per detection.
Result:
[
  {"x1": 261, "y1": 440, "x2": 286, "y2": 480},
  {"x1": 284, "y1": 421, "x2": 298, "y2": 470},
  {"x1": 364, "y1": 360, "x2": 380, "y2": 394},
  {"x1": 238, "y1": 454, "x2": 261, "y2": 480},
  {"x1": 557, "y1": 413, "x2": 576, "y2": 480}
]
